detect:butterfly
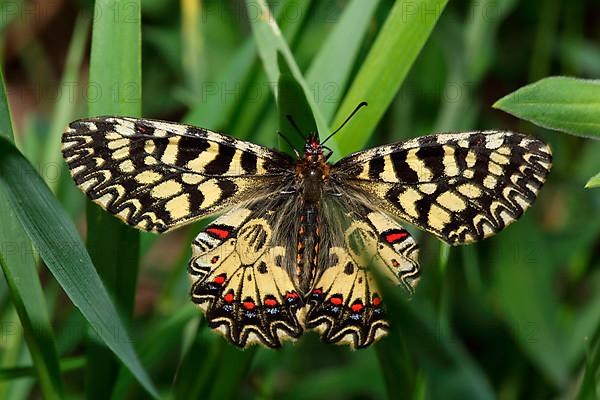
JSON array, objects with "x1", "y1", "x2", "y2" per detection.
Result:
[{"x1": 61, "y1": 110, "x2": 551, "y2": 349}]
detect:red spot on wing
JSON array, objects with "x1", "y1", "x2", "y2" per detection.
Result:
[
  {"x1": 285, "y1": 291, "x2": 299, "y2": 299},
  {"x1": 211, "y1": 256, "x2": 219, "y2": 264},
  {"x1": 243, "y1": 300, "x2": 256, "y2": 310},
  {"x1": 329, "y1": 295, "x2": 343, "y2": 306},
  {"x1": 223, "y1": 292, "x2": 234, "y2": 303},
  {"x1": 372, "y1": 295, "x2": 381, "y2": 306},
  {"x1": 392, "y1": 259, "x2": 400, "y2": 268},
  {"x1": 351, "y1": 302, "x2": 364, "y2": 312},
  {"x1": 385, "y1": 231, "x2": 408, "y2": 244},
  {"x1": 206, "y1": 227, "x2": 230, "y2": 240},
  {"x1": 213, "y1": 274, "x2": 226, "y2": 285},
  {"x1": 264, "y1": 297, "x2": 278, "y2": 307},
  {"x1": 311, "y1": 288, "x2": 323, "y2": 295}
]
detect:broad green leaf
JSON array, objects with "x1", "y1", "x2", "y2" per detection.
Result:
[
  {"x1": 493, "y1": 77, "x2": 600, "y2": 139},
  {"x1": 245, "y1": 0, "x2": 329, "y2": 136},
  {"x1": 585, "y1": 171, "x2": 600, "y2": 189},
  {"x1": 331, "y1": 0, "x2": 448, "y2": 156},
  {"x1": 0, "y1": 137, "x2": 158, "y2": 399},
  {"x1": 0, "y1": 68, "x2": 64, "y2": 398}
]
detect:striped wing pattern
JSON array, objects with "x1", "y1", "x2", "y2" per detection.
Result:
[
  {"x1": 61, "y1": 117, "x2": 292, "y2": 232},
  {"x1": 188, "y1": 200, "x2": 419, "y2": 349},
  {"x1": 333, "y1": 131, "x2": 552, "y2": 245}
]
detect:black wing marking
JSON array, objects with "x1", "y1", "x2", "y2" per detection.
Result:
[
  {"x1": 332, "y1": 131, "x2": 552, "y2": 244},
  {"x1": 62, "y1": 116, "x2": 293, "y2": 232}
]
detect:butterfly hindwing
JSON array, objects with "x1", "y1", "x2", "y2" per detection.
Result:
[
  {"x1": 306, "y1": 209, "x2": 419, "y2": 349},
  {"x1": 332, "y1": 131, "x2": 552, "y2": 245},
  {"x1": 189, "y1": 202, "x2": 304, "y2": 348},
  {"x1": 62, "y1": 116, "x2": 293, "y2": 232}
]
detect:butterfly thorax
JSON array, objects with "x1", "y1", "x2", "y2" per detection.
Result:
[{"x1": 294, "y1": 134, "x2": 331, "y2": 202}]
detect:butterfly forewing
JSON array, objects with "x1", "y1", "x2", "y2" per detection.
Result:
[
  {"x1": 332, "y1": 131, "x2": 552, "y2": 245},
  {"x1": 61, "y1": 117, "x2": 292, "y2": 232}
]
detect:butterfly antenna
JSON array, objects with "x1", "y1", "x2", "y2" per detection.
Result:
[
  {"x1": 277, "y1": 131, "x2": 301, "y2": 158},
  {"x1": 286, "y1": 114, "x2": 307, "y2": 141},
  {"x1": 321, "y1": 101, "x2": 368, "y2": 145}
]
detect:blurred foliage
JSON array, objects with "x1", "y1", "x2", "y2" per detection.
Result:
[{"x1": 0, "y1": 0, "x2": 599, "y2": 399}]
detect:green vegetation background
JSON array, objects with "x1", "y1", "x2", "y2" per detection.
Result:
[{"x1": 0, "y1": 0, "x2": 599, "y2": 399}]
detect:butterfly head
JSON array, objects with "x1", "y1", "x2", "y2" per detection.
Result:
[
  {"x1": 303, "y1": 134, "x2": 334, "y2": 164},
  {"x1": 304, "y1": 134, "x2": 322, "y2": 155}
]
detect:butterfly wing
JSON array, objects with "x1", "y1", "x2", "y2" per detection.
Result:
[
  {"x1": 331, "y1": 131, "x2": 552, "y2": 245},
  {"x1": 305, "y1": 206, "x2": 419, "y2": 349},
  {"x1": 188, "y1": 199, "x2": 304, "y2": 348},
  {"x1": 62, "y1": 116, "x2": 293, "y2": 232}
]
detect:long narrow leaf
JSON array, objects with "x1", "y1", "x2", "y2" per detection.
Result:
[
  {"x1": 331, "y1": 0, "x2": 448, "y2": 156},
  {"x1": 245, "y1": 0, "x2": 329, "y2": 135},
  {"x1": 373, "y1": 268, "x2": 495, "y2": 399},
  {"x1": 43, "y1": 14, "x2": 90, "y2": 192},
  {"x1": 85, "y1": 0, "x2": 142, "y2": 397},
  {"x1": 0, "y1": 137, "x2": 159, "y2": 399},
  {"x1": 306, "y1": 0, "x2": 380, "y2": 123},
  {"x1": 0, "y1": 68, "x2": 64, "y2": 398}
]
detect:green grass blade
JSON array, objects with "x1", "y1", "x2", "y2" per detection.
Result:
[
  {"x1": 491, "y1": 217, "x2": 569, "y2": 385},
  {"x1": 0, "y1": 357, "x2": 85, "y2": 381},
  {"x1": 576, "y1": 328, "x2": 600, "y2": 400},
  {"x1": 277, "y1": 53, "x2": 318, "y2": 152},
  {"x1": 585, "y1": 171, "x2": 600, "y2": 189},
  {"x1": 245, "y1": 0, "x2": 329, "y2": 135},
  {"x1": 181, "y1": 0, "x2": 205, "y2": 97},
  {"x1": 42, "y1": 14, "x2": 89, "y2": 192},
  {"x1": 183, "y1": 1, "x2": 309, "y2": 131},
  {"x1": 493, "y1": 77, "x2": 600, "y2": 139},
  {"x1": 112, "y1": 305, "x2": 198, "y2": 399},
  {"x1": 306, "y1": 0, "x2": 380, "y2": 123},
  {"x1": 373, "y1": 270, "x2": 495, "y2": 399},
  {"x1": 0, "y1": 138, "x2": 159, "y2": 398},
  {"x1": 183, "y1": 39, "x2": 256, "y2": 128},
  {"x1": 85, "y1": 0, "x2": 143, "y2": 397},
  {"x1": 330, "y1": 0, "x2": 448, "y2": 156},
  {"x1": 0, "y1": 68, "x2": 64, "y2": 399},
  {"x1": 206, "y1": 346, "x2": 257, "y2": 400},
  {"x1": 0, "y1": 251, "x2": 63, "y2": 399}
]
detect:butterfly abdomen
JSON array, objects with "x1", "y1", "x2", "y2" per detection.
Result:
[{"x1": 296, "y1": 202, "x2": 320, "y2": 293}]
